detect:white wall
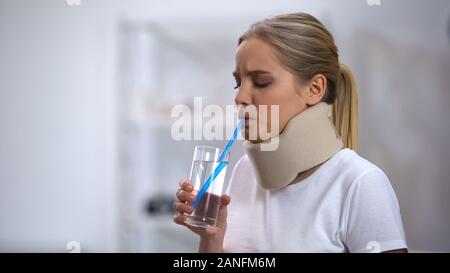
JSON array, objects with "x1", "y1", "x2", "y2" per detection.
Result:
[{"x1": 0, "y1": 0, "x2": 119, "y2": 251}]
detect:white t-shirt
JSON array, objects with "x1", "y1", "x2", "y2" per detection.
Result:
[{"x1": 223, "y1": 148, "x2": 407, "y2": 253}]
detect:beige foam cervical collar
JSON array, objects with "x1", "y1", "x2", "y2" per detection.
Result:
[{"x1": 244, "y1": 102, "x2": 344, "y2": 190}]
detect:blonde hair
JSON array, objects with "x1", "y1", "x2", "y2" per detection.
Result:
[{"x1": 238, "y1": 13, "x2": 359, "y2": 150}]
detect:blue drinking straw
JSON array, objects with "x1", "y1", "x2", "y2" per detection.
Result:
[{"x1": 192, "y1": 118, "x2": 244, "y2": 209}]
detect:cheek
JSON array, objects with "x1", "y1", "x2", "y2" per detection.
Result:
[
  {"x1": 249, "y1": 79, "x2": 307, "y2": 133},
  {"x1": 249, "y1": 88, "x2": 298, "y2": 136},
  {"x1": 264, "y1": 87, "x2": 303, "y2": 130}
]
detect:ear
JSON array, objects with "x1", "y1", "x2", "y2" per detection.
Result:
[{"x1": 304, "y1": 74, "x2": 327, "y2": 106}]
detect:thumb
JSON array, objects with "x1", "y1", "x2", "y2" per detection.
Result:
[
  {"x1": 220, "y1": 194, "x2": 231, "y2": 209},
  {"x1": 216, "y1": 194, "x2": 231, "y2": 227}
]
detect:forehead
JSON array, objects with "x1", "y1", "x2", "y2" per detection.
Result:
[{"x1": 235, "y1": 38, "x2": 281, "y2": 72}]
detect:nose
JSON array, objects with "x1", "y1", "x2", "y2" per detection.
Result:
[{"x1": 234, "y1": 87, "x2": 252, "y2": 107}]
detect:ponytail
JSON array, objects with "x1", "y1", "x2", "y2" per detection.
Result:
[{"x1": 332, "y1": 64, "x2": 359, "y2": 150}]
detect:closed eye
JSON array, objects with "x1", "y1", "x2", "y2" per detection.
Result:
[{"x1": 254, "y1": 82, "x2": 271, "y2": 88}]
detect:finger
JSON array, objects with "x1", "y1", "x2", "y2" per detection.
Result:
[
  {"x1": 173, "y1": 213, "x2": 187, "y2": 225},
  {"x1": 173, "y1": 201, "x2": 193, "y2": 214},
  {"x1": 179, "y1": 179, "x2": 193, "y2": 192},
  {"x1": 176, "y1": 190, "x2": 196, "y2": 204}
]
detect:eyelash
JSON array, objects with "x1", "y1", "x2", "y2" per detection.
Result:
[
  {"x1": 233, "y1": 82, "x2": 271, "y2": 90},
  {"x1": 255, "y1": 82, "x2": 271, "y2": 88}
]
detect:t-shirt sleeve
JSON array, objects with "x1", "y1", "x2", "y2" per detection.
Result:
[{"x1": 343, "y1": 169, "x2": 408, "y2": 253}]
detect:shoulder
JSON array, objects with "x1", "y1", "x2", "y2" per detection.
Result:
[
  {"x1": 336, "y1": 152, "x2": 406, "y2": 252},
  {"x1": 333, "y1": 149, "x2": 383, "y2": 176},
  {"x1": 327, "y1": 149, "x2": 389, "y2": 187},
  {"x1": 335, "y1": 150, "x2": 400, "y2": 225}
]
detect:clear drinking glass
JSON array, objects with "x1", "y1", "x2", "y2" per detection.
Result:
[{"x1": 184, "y1": 145, "x2": 229, "y2": 228}]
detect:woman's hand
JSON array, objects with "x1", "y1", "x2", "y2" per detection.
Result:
[{"x1": 173, "y1": 178, "x2": 231, "y2": 252}]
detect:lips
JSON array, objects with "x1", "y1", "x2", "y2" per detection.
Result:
[
  {"x1": 238, "y1": 114, "x2": 251, "y2": 123},
  {"x1": 237, "y1": 105, "x2": 255, "y2": 127},
  {"x1": 244, "y1": 117, "x2": 256, "y2": 129},
  {"x1": 241, "y1": 114, "x2": 250, "y2": 121}
]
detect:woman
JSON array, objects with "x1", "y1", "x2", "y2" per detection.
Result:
[{"x1": 173, "y1": 12, "x2": 407, "y2": 253}]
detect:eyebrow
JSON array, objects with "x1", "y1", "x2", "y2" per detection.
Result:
[{"x1": 232, "y1": 70, "x2": 272, "y2": 77}]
